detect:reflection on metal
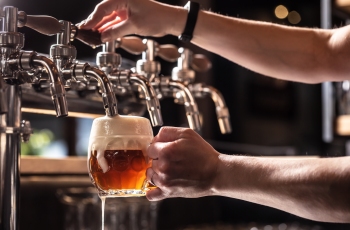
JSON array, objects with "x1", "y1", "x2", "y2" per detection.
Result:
[
  {"x1": 1, "y1": 85, "x2": 21, "y2": 230},
  {"x1": 321, "y1": 0, "x2": 334, "y2": 143}
]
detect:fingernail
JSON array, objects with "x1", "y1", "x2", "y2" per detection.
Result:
[{"x1": 76, "y1": 21, "x2": 85, "y2": 28}]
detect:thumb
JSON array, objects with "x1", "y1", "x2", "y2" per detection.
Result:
[
  {"x1": 152, "y1": 126, "x2": 185, "y2": 143},
  {"x1": 146, "y1": 187, "x2": 167, "y2": 201}
]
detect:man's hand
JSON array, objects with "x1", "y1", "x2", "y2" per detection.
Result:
[
  {"x1": 78, "y1": 0, "x2": 185, "y2": 42},
  {"x1": 145, "y1": 127, "x2": 220, "y2": 201}
]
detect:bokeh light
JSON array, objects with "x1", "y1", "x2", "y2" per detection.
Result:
[
  {"x1": 275, "y1": 5, "x2": 289, "y2": 19},
  {"x1": 288, "y1": 11, "x2": 301, "y2": 24}
]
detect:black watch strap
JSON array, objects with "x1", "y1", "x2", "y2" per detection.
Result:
[{"x1": 178, "y1": 1, "x2": 200, "y2": 42}]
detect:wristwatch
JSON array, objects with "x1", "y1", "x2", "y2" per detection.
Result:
[{"x1": 178, "y1": 1, "x2": 200, "y2": 42}]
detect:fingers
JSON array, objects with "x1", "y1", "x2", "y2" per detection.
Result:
[
  {"x1": 146, "y1": 187, "x2": 166, "y2": 201},
  {"x1": 147, "y1": 127, "x2": 196, "y2": 161},
  {"x1": 153, "y1": 126, "x2": 190, "y2": 143},
  {"x1": 92, "y1": 11, "x2": 118, "y2": 31},
  {"x1": 79, "y1": 0, "x2": 128, "y2": 30},
  {"x1": 147, "y1": 141, "x2": 177, "y2": 161},
  {"x1": 97, "y1": 17, "x2": 123, "y2": 32},
  {"x1": 100, "y1": 19, "x2": 135, "y2": 42},
  {"x1": 146, "y1": 167, "x2": 157, "y2": 185},
  {"x1": 145, "y1": 167, "x2": 166, "y2": 201},
  {"x1": 97, "y1": 10, "x2": 128, "y2": 32}
]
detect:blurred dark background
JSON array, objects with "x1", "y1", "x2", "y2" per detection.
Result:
[{"x1": 3, "y1": 0, "x2": 350, "y2": 229}]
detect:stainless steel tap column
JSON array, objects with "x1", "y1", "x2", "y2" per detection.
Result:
[
  {"x1": 1, "y1": 7, "x2": 67, "y2": 230},
  {"x1": 0, "y1": 85, "x2": 21, "y2": 230},
  {"x1": 321, "y1": 0, "x2": 333, "y2": 143},
  {"x1": 0, "y1": 7, "x2": 22, "y2": 230}
]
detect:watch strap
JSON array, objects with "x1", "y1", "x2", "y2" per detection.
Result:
[{"x1": 178, "y1": 1, "x2": 200, "y2": 42}]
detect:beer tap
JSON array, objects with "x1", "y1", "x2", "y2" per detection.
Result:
[
  {"x1": 0, "y1": 6, "x2": 69, "y2": 230},
  {"x1": 171, "y1": 48, "x2": 232, "y2": 134},
  {"x1": 136, "y1": 39, "x2": 202, "y2": 132},
  {"x1": 95, "y1": 37, "x2": 163, "y2": 126},
  {"x1": 10, "y1": 10, "x2": 69, "y2": 117},
  {"x1": 48, "y1": 20, "x2": 118, "y2": 117}
]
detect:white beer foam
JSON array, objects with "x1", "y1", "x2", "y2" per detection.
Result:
[{"x1": 88, "y1": 115, "x2": 153, "y2": 173}]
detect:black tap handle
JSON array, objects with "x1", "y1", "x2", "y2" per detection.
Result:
[{"x1": 74, "y1": 28, "x2": 103, "y2": 48}]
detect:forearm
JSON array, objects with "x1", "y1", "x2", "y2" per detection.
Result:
[
  {"x1": 168, "y1": 7, "x2": 350, "y2": 83},
  {"x1": 214, "y1": 155, "x2": 350, "y2": 223}
]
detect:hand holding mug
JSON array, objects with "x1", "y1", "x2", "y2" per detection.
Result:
[{"x1": 146, "y1": 127, "x2": 220, "y2": 201}]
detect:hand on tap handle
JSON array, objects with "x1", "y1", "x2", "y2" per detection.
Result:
[
  {"x1": 78, "y1": 0, "x2": 179, "y2": 41},
  {"x1": 74, "y1": 29, "x2": 102, "y2": 48},
  {"x1": 16, "y1": 11, "x2": 104, "y2": 48}
]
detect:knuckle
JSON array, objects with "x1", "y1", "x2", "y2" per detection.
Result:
[
  {"x1": 158, "y1": 161, "x2": 171, "y2": 174},
  {"x1": 146, "y1": 167, "x2": 153, "y2": 176},
  {"x1": 159, "y1": 143, "x2": 177, "y2": 161},
  {"x1": 181, "y1": 127, "x2": 195, "y2": 137}
]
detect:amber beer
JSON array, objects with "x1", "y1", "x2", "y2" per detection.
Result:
[
  {"x1": 88, "y1": 115, "x2": 153, "y2": 197},
  {"x1": 89, "y1": 149, "x2": 150, "y2": 192}
]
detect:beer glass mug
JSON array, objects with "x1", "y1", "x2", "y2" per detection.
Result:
[{"x1": 88, "y1": 115, "x2": 153, "y2": 197}]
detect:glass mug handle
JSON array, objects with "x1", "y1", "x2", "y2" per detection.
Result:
[{"x1": 142, "y1": 147, "x2": 157, "y2": 192}]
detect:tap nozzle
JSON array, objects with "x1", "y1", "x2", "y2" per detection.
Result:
[
  {"x1": 129, "y1": 73, "x2": 163, "y2": 126},
  {"x1": 72, "y1": 63, "x2": 118, "y2": 117},
  {"x1": 165, "y1": 79, "x2": 201, "y2": 132},
  {"x1": 193, "y1": 84, "x2": 232, "y2": 134},
  {"x1": 18, "y1": 51, "x2": 68, "y2": 117}
]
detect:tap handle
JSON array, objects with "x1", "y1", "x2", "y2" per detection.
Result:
[
  {"x1": 158, "y1": 44, "x2": 180, "y2": 62},
  {"x1": 17, "y1": 12, "x2": 62, "y2": 36},
  {"x1": 116, "y1": 36, "x2": 146, "y2": 55},
  {"x1": 191, "y1": 54, "x2": 212, "y2": 72},
  {"x1": 74, "y1": 28, "x2": 102, "y2": 48}
]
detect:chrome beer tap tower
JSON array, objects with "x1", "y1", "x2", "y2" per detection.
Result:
[
  {"x1": 95, "y1": 38, "x2": 163, "y2": 126},
  {"x1": 49, "y1": 19, "x2": 163, "y2": 125},
  {"x1": 49, "y1": 19, "x2": 119, "y2": 117},
  {"x1": 136, "y1": 39, "x2": 231, "y2": 134},
  {"x1": 0, "y1": 6, "x2": 69, "y2": 230},
  {"x1": 171, "y1": 48, "x2": 232, "y2": 134},
  {"x1": 136, "y1": 39, "x2": 202, "y2": 132},
  {"x1": 0, "y1": 6, "x2": 124, "y2": 230}
]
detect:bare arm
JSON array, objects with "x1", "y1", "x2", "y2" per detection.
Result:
[
  {"x1": 216, "y1": 155, "x2": 350, "y2": 223},
  {"x1": 188, "y1": 11, "x2": 350, "y2": 83},
  {"x1": 146, "y1": 127, "x2": 350, "y2": 223},
  {"x1": 79, "y1": 0, "x2": 350, "y2": 83}
]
